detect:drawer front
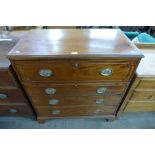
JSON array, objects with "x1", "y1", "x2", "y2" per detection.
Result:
[
  {"x1": 0, "y1": 89, "x2": 27, "y2": 104},
  {"x1": 15, "y1": 60, "x2": 134, "y2": 82},
  {"x1": 125, "y1": 101, "x2": 155, "y2": 112},
  {"x1": 36, "y1": 106, "x2": 117, "y2": 117},
  {"x1": 131, "y1": 91, "x2": 155, "y2": 101},
  {"x1": 31, "y1": 95, "x2": 122, "y2": 106},
  {"x1": 137, "y1": 79, "x2": 155, "y2": 90},
  {"x1": 0, "y1": 105, "x2": 33, "y2": 116},
  {"x1": 0, "y1": 70, "x2": 16, "y2": 87},
  {"x1": 26, "y1": 83, "x2": 126, "y2": 96}
]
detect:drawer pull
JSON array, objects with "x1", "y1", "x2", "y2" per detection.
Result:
[
  {"x1": 0, "y1": 94, "x2": 7, "y2": 99},
  {"x1": 9, "y1": 109, "x2": 17, "y2": 113},
  {"x1": 97, "y1": 87, "x2": 107, "y2": 94},
  {"x1": 94, "y1": 109, "x2": 102, "y2": 114},
  {"x1": 100, "y1": 68, "x2": 112, "y2": 76},
  {"x1": 49, "y1": 99, "x2": 59, "y2": 105},
  {"x1": 39, "y1": 69, "x2": 53, "y2": 77},
  {"x1": 74, "y1": 63, "x2": 79, "y2": 68},
  {"x1": 45, "y1": 88, "x2": 56, "y2": 95},
  {"x1": 51, "y1": 110, "x2": 61, "y2": 115},
  {"x1": 95, "y1": 99, "x2": 105, "y2": 104}
]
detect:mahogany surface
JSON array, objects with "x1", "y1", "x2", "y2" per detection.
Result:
[{"x1": 8, "y1": 29, "x2": 143, "y2": 122}]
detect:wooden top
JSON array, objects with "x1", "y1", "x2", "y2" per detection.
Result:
[
  {"x1": 136, "y1": 44, "x2": 155, "y2": 77},
  {"x1": 0, "y1": 31, "x2": 27, "y2": 68},
  {"x1": 8, "y1": 29, "x2": 143, "y2": 60}
]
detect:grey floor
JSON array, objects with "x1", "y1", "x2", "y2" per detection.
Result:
[{"x1": 0, "y1": 112, "x2": 155, "y2": 129}]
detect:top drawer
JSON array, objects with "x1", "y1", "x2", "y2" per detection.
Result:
[{"x1": 15, "y1": 60, "x2": 136, "y2": 82}]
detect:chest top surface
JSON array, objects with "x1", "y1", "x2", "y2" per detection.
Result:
[
  {"x1": 8, "y1": 29, "x2": 143, "y2": 59},
  {"x1": 136, "y1": 44, "x2": 155, "y2": 77}
]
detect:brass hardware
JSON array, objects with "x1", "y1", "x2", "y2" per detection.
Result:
[
  {"x1": 0, "y1": 93, "x2": 7, "y2": 99},
  {"x1": 39, "y1": 69, "x2": 53, "y2": 77},
  {"x1": 74, "y1": 63, "x2": 79, "y2": 68},
  {"x1": 49, "y1": 99, "x2": 59, "y2": 105},
  {"x1": 95, "y1": 99, "x2": 105, "y2": 104},
  {"x1": 51, "y1": 110, "x2": 61, "y2": 115},
  {"x1": 100, "y1": 68, "x2": 112, "y2": 76},
  {"x1": 9, "y1": 109, "x2": 17, "y2": 113},
  {"x1": 45, "y1": 88, "x2": 56, "y2": 95},
  {"x1": 97, "y1": 87, "x2": 107, "y2": 94},
  {"x1": 94, "y1": 109, "x2": 102, "y2": 114}
]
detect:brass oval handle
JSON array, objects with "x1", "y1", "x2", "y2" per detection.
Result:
[
  {"x1": 39, "y1": 69, "x2": 53, "y2": 77},
  {"x1": 51, "y1": 109, "x2": 61, "y2": 115},
  {"x1": 9, "y1": 109, "x2": 17, "y2": 113},
  {"x1": 97, "y1": 87, "x2": 107, "y2": 94},
  {"x1": 95, "y1": 99, "x2": 105, "y2": 104},
  {"x1": 100, "y1": 68, "x2": 112, "y2": 76},
  {"x1": 49, "y1": 99, "x2": 59, "y2": 105},
  {"x1": 45, "y1": 88, "x2": 56, "y2": 95},
  {"x1": 74, "y1": 63, "x2": 79, "y2": 68},
  {"x1": 94, "y1": 109, "x2": 102, "y2": 114},
  {"x1": 0, "y1": 93, "x2": 7, "y2": 99}
]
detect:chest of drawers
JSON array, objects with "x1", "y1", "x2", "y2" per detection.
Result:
[
  {"x1": 122, "y1": 44, "x2": 155, "y2": 112},
  {"x1": 0, "y1": 32, "x2": 34, "y2": 117},
  {"x1": 8, "y1": 29, "x2": 143, "y2": 122}
]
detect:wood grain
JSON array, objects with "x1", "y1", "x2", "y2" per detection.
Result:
[
  {"x1": 131, "y1": 90, "x2": 155, "y2": 101},
  {"x1": 125, "y1": 101, "x2": 155, "y2": 112},
  {"x1": 136, "y1": 78, "x2": 155, "y2": 90},
  {"x1": 0, "y1": 88, "x2": 27, "y2": 104},
  {"x1": 8, "y1": 29, "x2": 143, "y2": 59},
  {"x1": 36, "y1": 105, "x2": 117, "y2": 117},
  {"x1": 0, "y1": 105, "x2": 33, "y2": 116},
  {"x1": 31, "y1": 95, "x2": 122, "y2": 106},
  {"x1": 0, "y1": 31, "x2": 35, "y2": 118},
  {"x1": 25, "y1": 82, "x2": 126, "y2": 96},
  {"x1": 8, "y1": 29, "x2": 142, "y2": 122},
  {"x1": 15, "y1": 60, "x2": 137, "y2": 82}
]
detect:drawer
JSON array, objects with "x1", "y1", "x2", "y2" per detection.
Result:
[
  {"x1": 136, "y1": 79, "x2": 155, "y2": 90},
  {"x1": 131, "y1": 91, "x2": 155, "y2": 101},
  {"x1": 36, "y1": 105, "x2": 117, "y2": 117},
  {"x1": 31, "y1": 95, "x2": 122, "y2": 106},
  {"x1": 0, "y1": 89, "x2": 27, "y2": 104},
  {"x1": 0, "y1": 69, "x2": 17, "y2": 88},
  {"x1": 15, "y1": 60, "x2": 135, "y2": 82},
  {"x1": 26, "y1": 83, "x2": 126, "y2": 96},
  {"x1": 0, "y1": 105, "x2": 33, "y2": 116},
  {"x1": 125, "y1": 101, "x2": 155, "y2": 112}
]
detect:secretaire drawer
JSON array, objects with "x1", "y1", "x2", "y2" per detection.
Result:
[
  {"x1": 0, "y1": 69, "x2": 16, "y2": 87},
  {"x1": 131, "y1": 90, "x2": 155, "y2": 101},
  {"x1": 31, "y1": 95, "x2": 122, "y2": 106},
  {"x1": 26, "y1": 83, "x2": 126, "y2": 96},
  {"x1": 15, "y1": 60, "x2": 135, "y2": 82},
  {"x1": 36, "y1": 105, "x2": 117, "y2": 117},
  {"x1": 0, "y1": 89, "x2": 27, "y2": 104}
]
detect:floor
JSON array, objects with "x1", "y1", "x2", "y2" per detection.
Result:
[{"x1": 0, "y1": 112, "x2": 155, "y2": 129}]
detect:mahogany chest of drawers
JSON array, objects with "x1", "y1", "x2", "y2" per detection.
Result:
[
  {"x1": 0, "y1": 32, "x2": 34, "y2": 117},
  {"x1": 122, "y1": 44, "x2": 155, "y2": 112},
  {"x1": 8, "y1": 29, "x2": 143, "y2": 122}
]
